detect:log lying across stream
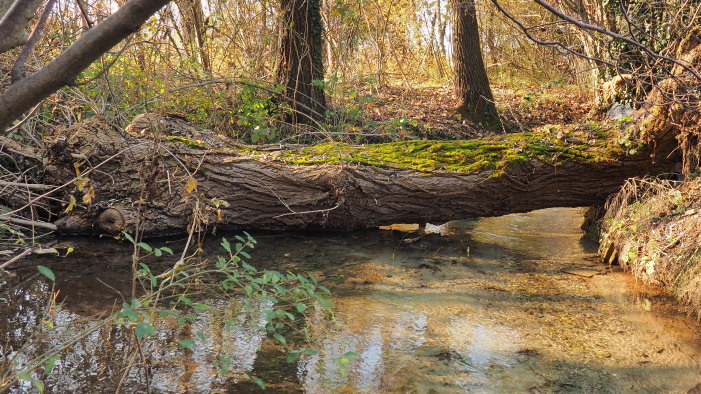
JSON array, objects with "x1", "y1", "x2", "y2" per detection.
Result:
[{"x1": 39, "y1": 115, "x2": 677, "y2": 235}]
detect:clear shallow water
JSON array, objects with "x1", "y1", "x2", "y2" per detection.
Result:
[{"x1": 2, "y1": 208, "x2": 701, "y2": 392}]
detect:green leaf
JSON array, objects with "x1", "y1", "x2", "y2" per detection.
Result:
[
  {"x1": 43, "y1": 354, "x2": 60, "y2": 375},
  {"x1": 296, "y1": 303, "x2": 307, "y2": 313},
  {"x1": 341, "y1": 351, "x2": 361, "y2": 360},
  {"x1": 160, "y1": 247, "x2": 174, "y2": 255},
  {"x1": 273, "y1": 284, "x2": 289, "y2": 295},
  {"x1": 273, "y1": 333, "x2": 287, "y2": 345},
  {"x1": 217, "y1": 357, "x2": 232, "y2": 375},
  {"x1": 221, "y1": 238, "x2": 231, "y2": 253},
  {"x1": 287, "y1": 350, "x2": 301, "y2": 363},
  {"x1": 177, "y1": 339, "x2": 196, "y2": 349},
  {"x1": 196, "y1": 332, "x2": 207, "y2": 342},
  {"x1": 137, "y1": 242, "x2": 153, "y2": 252},
  {"x1": 154, "y1": 248, "x2": 162, "y2": 257},
  {"x1": 193, "y1": 303, "x2": 211, "y2": 311},
  {"x1": 37, "y1": 265, "x2": 55, "y2": 282},
  {"x1": 251, "y1": 376, "x2": 266, "y2": 390},
  {"x1": 122, "y1": 232, "x2": 135, "y2": 244},
  {"x1": 134, "y1": 322, "x2": 155, "y2": 338},
  {"x1": 32, "y1": 379, "x2": 45, "y2": 392}
]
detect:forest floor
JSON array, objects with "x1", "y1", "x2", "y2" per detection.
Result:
[{"x1": 359, "y1": 82, "x2": 595, "y2": 140}]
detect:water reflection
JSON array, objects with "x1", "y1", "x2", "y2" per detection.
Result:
[
  {"x1": 2, "y1": 288, "x2": 270, "y2": 393},
  {"x1": 2, "y1": 208, "x2": 701, "y2": 392}
]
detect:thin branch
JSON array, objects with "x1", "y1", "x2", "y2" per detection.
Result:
[
  {"x1": 489, "y1": 0, "x2": 618, "y2": 69},
  {"x1": 12, "y1": 0, "x2": 57, "y2": 82},
  {"x1": 4, "y1": 102, "x2": 43, "y2": 141},
  {"x1": 0, "y1": 0, "x2": 44, "y2": 53},
  {"x1": 273, "y1": 203, "x2": 341, "y2": 218},
  {"x1": 0, "y1": 135, "x2": 41, "y2": 161},
  {"x1": 0, "y1": 247, "x2": 34, "y2": 271},
  {"x1": 75, "y1": 0, "x2": 93, "y2": 28},
  {"x1": 0, "y1": 180, "x2": 54, "y2": 190},
  {"x1": 533, "y1": 0, "x2": 701, "y2": 82},
  {"x1": 0, "y1": 0, "x2": 172, "y2": 132},
  {"x1": 0, "y1": 215, "x2": 57, "y2": 231}
]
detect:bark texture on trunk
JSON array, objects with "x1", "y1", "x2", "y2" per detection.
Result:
[
  {"x1": 276, "y1": 0, "x2": 326, "y2": 124},
  {"x1": 43, "y1": 117, "x2": 677, "y2": 236},
  {"x1": 450, "y1": 0, "x2": 497, "y2": 122}
]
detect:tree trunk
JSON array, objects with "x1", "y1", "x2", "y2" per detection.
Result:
[
  {"x1": 174, "y1": 0, "x2": 210, "y2": 72},
  {"x1": 42, "y1": 117, "x2": 678, "y2": 236},
  {"x1": 276, "y1": 0, "x2": 326, "y2": 125},
  {"x1": 450, "y1": 0, "x2": 497, "y2": 123}
]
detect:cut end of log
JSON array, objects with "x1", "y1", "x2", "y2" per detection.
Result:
[{"x1": 98, "y1": 207, "x2": 127, "y2": 234}]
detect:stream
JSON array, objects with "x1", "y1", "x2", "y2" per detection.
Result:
[{"x1": 2, "y1": 208, "x2": 701, "y2": 393}]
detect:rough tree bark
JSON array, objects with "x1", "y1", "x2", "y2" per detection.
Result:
[
  {"x1": 276, "y1": 0, "x2": 326, "y2": 124},
  {"x1": 41, "y1": 116, "x2": 678, "y2": 236},
  {"x1": 450, "y1": 0, "x2": 497, "y2": 123}
]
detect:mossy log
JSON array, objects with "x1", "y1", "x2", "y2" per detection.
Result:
[{"x1": 43, "y1": 116, "x2": 678, "y2": 236}]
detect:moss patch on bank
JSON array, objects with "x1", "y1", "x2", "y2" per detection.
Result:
[
  {"x1": 277, "y1": 126, "x2": 624, "y2": 175},
  {"x1": 600, "y1": 177, "x2": 701, "y2": 316}
]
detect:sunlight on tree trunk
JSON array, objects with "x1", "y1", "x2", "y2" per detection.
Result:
[{"x1": 450, "y1": 0, "x2": 497, "y2": 124}]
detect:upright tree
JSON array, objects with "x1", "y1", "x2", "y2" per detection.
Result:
[
  {"x1": 174, "y1": 0, "x2": 210, "y2": 72},
  {"x1": 276, "y1": 0, "x2": 326, "y2": 124},
  {"x1": 450, "y1": 0, "x2": 497, "y2": 123}
]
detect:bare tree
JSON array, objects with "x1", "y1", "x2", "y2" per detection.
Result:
[
  {"x1": 0, "y1": 0, "x2": 44, "y2": 53},
  {"x1": 0, "y1": 0, "x2": 172, "y2": 132},
  {"x1": 490, "y1": 0, "x2": 701, "y2": 175},
  {"x1": 174, "y1": 0, "x2": 210, "y2": 72}
]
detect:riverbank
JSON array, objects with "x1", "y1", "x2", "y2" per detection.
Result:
[{"x1": 600, "y1": 176, "x2": 701, "y2": 317}]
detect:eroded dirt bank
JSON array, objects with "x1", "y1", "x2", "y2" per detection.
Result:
[{"x1": 600, "y1": 176, "x2": 701, "y2": 318}]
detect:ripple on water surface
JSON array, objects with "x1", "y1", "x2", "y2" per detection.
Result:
[{"x1": 3, "y1": 208, "x2": 701, "y2": 392}]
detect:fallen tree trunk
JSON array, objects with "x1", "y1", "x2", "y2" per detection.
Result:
[{"x1": 42, "y1": 116, "x2": 679, "y2": 235}]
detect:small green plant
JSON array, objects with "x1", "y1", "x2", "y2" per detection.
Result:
[
  {"x1": 231, "y1": 85, "x2": 284, "y2": 143},
  {"x1": 1, "y1": 232, "x2": 336, "y2": 392}
]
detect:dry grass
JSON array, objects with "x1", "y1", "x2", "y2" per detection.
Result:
[{"x1": 600, "y1": 177, "x2": 701, "y2": 317}]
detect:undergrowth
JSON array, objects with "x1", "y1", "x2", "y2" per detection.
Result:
[{"x1": 600, "y1": 176, "x2": 701, "y2": 317}]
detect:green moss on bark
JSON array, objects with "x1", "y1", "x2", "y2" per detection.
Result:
[{"x1": 276, "y1": 128, "x2": 622, "y2": 175}]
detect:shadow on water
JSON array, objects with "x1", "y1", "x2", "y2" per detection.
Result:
[{"x1": 2, "y1": 208, "x2": 701, "y2": 392}]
